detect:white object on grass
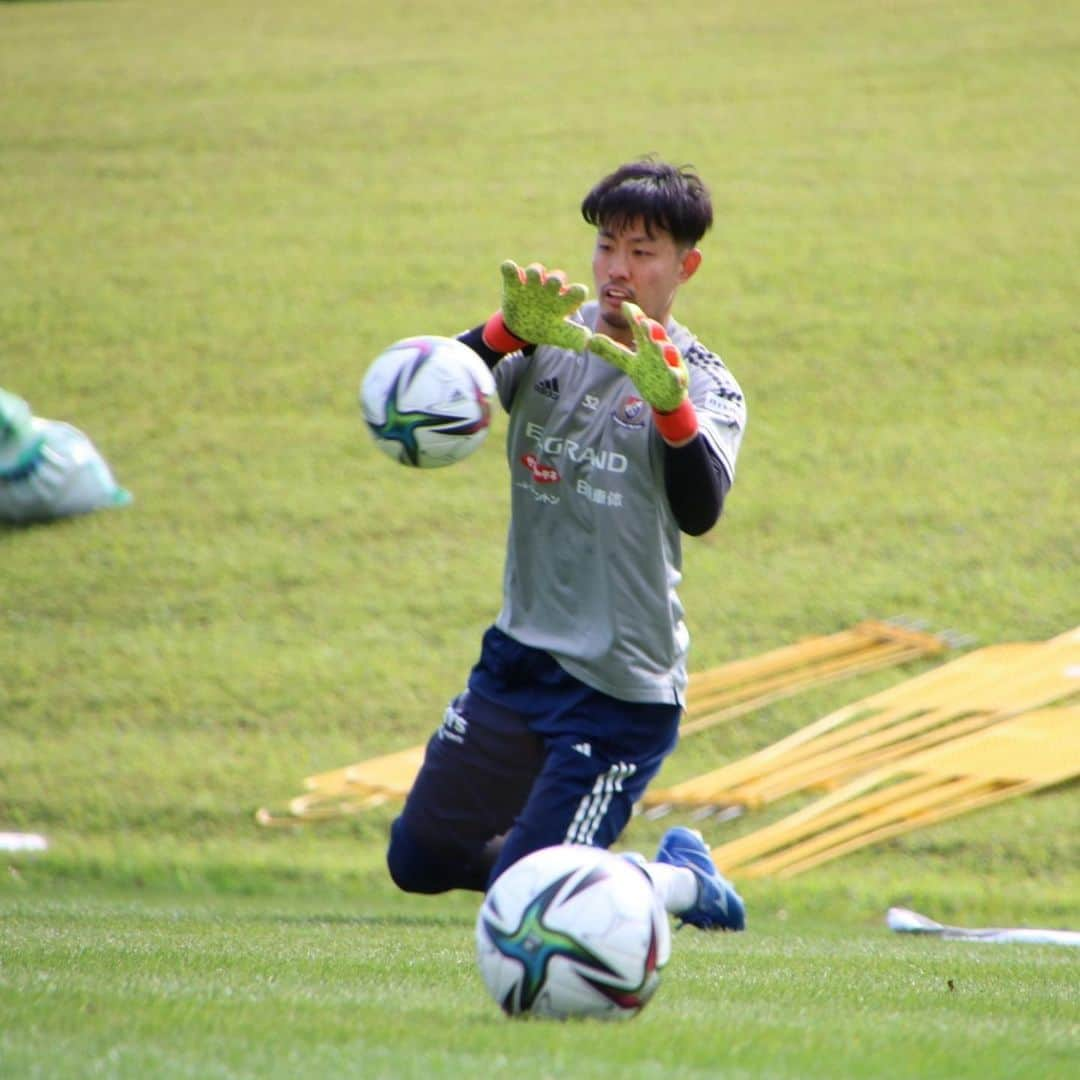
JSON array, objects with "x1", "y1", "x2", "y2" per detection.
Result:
[
  {"x1": 0, "y1": 832, "x2": 49, "y2": 853},
  {"x1": 0, "y1": 388, "x2": 132, "y2": 524},
  {"x1": 887, "y1": 906, "x2": 1080, "y2": 947}
]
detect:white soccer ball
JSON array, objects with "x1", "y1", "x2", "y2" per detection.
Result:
[
  {"x1": 360, "y1": 335, "x2": 496, "y2": 468},
  {"x1": 475, "y1": 845, "x2": 671, "y2": 1021}
]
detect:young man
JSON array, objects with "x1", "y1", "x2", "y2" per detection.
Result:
[{"x1": 386, "y1": 159, "x2": 748, "y2": 930}]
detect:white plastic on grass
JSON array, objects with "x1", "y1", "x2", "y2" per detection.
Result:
[
  {"x1": 887, "y1": 906, "x2": 1080, "y2": 947},
  {"x1": 0, "y1": 832, "x2": 48, "y2": 853}
]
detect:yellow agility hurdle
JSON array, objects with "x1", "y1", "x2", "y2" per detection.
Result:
[
  {"x1": 708, "y1": 705, "x2": 1079, "y2": 879},
  {"x1": 644, "y1": 628, "x2": 1078, "y2": 813}
]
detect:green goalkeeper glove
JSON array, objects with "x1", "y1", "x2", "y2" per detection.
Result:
[
  {"x1": 589, "y1": 302, "x2": 690, "y2": 414},
  {"x1": 487, "y1": 259, "x2": 591, "y2": 353}
]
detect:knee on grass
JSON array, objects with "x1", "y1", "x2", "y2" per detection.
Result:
[{"x1": 386, "y1": 816, "x2": 488, "y2": 895}]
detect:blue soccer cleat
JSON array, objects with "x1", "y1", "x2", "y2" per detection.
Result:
[{"x1": 656, "y1": 826, "x2": 746, "y2": 931}]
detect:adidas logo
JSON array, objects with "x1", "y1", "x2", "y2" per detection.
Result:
[
  {"x1": 437, "y1": 703, "x2": 468, "y2": 745},
  {"x1": 534, "y1": 376, "x2": 560, "y2": 400},
  {"x1": 572, "y1": 742, "x2": 592, "y2": 757}
]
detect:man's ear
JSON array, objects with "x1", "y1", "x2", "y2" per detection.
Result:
[{"x1": 679, "y1": 247, "x2": 703, "y2": 283}]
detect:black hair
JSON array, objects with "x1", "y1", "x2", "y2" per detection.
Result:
[{"x1": 581, "y1": 156, "x2": 713, "y2": 248}]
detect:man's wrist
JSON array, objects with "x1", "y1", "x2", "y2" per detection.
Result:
[
  {"x1": 652, "y1": 398, "x2": 698, "y2": 444},
  {"x1": 482, "y1": 311, "x2": 527, "y2": 354}
]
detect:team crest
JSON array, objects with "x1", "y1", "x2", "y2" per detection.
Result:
[{"x1": 613, "y1": 395, "x2": 648, "y2": 429}]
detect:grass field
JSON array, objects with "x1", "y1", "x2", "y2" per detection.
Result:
[{"x1": 1, "y1": 0, "x2": 1077, "y2": 1076}]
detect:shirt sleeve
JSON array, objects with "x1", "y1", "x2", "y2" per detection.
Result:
[
  {"x1": 663, "y1": 336, "x2": 747, "y2": 535},
  {"x1": 663, "y1": 434, "x2": 731, "y2": 536},
  {"x1": 683, "y1": 340, "x2": 747, "y2": 485},
  {"x1": 456, "y1": 324, "x2": 505, "y2": 371},
  {"x1": 458, "y1": 323, "x2": 540, "y2": 413}
]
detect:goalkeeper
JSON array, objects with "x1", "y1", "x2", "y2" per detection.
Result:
[{"x1": 386, "y1": 158, "x2": 748, "y2": 931}]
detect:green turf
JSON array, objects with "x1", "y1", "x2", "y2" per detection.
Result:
[
  {"x1": 2, "y1": 892, "x2": 1078, "y2": 1080},
  {"x1": 1, "y1": 0, "x2": 1078, "y2": 1076}
]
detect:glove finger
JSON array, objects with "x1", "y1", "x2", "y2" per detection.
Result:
[
  {"x1": 562, "y1": 282, "x2": 588, "y2": 306},
  {"x1": 590, "y1": 332, "x2": 633, "y2": 372},
  {"x1": 546, "y1": 276, "x2": 587, "y2": 307},
  {"x1": 500, "y1": 259, "x2": 524, "y2": 288},
  {"x1": 622, "y1": 302, "x2": 652, "y2": 351},
  {"x1": 524, "y1": 264, "x2": 545, "y2": 288}
]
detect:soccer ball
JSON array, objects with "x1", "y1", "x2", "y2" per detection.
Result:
[
  {"x1": 475, "y1": 845, "x2": 671, "y2": 1021},
  {"x1": 360, "y1": 335, "x2": 496, "y2": 468}
]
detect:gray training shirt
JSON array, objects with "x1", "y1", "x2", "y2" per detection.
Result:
[{"x1": 492, "y1": 301, "x2": 746, "y2": 705}]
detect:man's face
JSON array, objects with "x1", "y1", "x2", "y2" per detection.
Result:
[{"x1": 591, "y1": 217, "x2": 702, "y2": 344}]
